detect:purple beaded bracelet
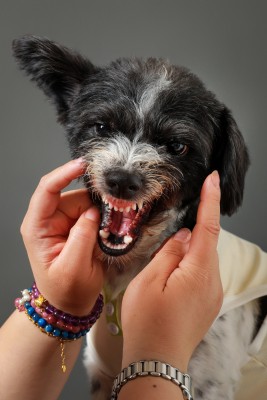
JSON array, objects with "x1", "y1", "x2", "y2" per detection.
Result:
[{"x1": 31, "y1": 282, "x2": 104, "y2": 328}]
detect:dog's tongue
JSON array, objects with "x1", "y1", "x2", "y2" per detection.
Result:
[{"x1": 109, "y1": 209, "x2": 137, "y2": 236}]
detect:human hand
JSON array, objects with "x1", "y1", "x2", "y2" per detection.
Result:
[
  {"x1": 20, "y1": 159, "x2": 104, "y2": 316},
  {"x1": 121, "y1": 171, "x2": 223, "y2": 372}
]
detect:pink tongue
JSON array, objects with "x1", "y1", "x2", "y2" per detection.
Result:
[{"x1": 110, "y1": 209, "x2": 136, "y2": 236}]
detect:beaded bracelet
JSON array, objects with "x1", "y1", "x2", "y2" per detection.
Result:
[
  {"x1": 31, "y1": 283, "x2": 103, "y2": 327},
  {"x1": 15, "y1": 283, "x2": 104, "y2": 372}
]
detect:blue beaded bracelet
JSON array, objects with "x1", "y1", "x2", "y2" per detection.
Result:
[
  {"x1": 25, "y1": 303, "x2": 90, "y2": 340},
  {"x1": 24, "y1": 303, "x2": 86, "y2": 373}
]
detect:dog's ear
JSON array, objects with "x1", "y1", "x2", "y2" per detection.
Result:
[
  {"x1": 213, "y1": 107, "x2": 250, "y2": 216},
  {"x1": 12, "y1": 35, "x2": 98, "y2": 123}
]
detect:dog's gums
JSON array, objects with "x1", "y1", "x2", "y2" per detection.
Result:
[{"x1": 98, "y1": 194, "x2": 152, "y2": 256}]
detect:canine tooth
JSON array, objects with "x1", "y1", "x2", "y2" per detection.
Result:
[
  {"x1": 99, "y1": 230, "x2": 110, "y2": 239},
  {"x1": 124, "y1": 235, "x2": 133, "y2": 244},
  {"x1": 109, "y1": 202, "x2": 113, "y2": 209},
  {"x1": 102, "y1": 195, "x2": 106, "y2": 203},
  {"x1": 138, "y1": 201, "x2": 143, "y2": 209}
]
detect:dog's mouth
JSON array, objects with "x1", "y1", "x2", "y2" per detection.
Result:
[{"x1": 97, "y1": 195, "x2": 152, "y2": 256}]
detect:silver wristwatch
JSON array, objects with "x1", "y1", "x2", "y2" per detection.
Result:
[{"x1": 111, "y1": 360, "x2": 194, "y2": 400}]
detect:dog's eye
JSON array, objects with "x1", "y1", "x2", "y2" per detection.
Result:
[
  {"x1": 172, "y1": 143, "x2": 189, "y2": 155},
  {"x1": 94, "y1": 123, "x2": 111, "y2": 135}
]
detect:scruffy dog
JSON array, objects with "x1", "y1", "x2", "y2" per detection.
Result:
[{"x1": 13, "y1": 36, "x2": 259, "y2": 399}]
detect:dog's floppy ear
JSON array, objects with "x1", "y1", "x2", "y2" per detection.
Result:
[
  {"x1": 12, "y1": 35, "x2": 98, "y2": 123},
  {"x1": 214, "y1": 107, "x2": 250, "y2": 216}
]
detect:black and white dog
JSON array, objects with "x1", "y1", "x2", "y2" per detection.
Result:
[{"x1": 13, "y1": 36, "x2": 260, "y2": 399}]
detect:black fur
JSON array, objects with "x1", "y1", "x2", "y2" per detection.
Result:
[{"x1": 12, "y1": 35, "x2": 249, "y2": 225}]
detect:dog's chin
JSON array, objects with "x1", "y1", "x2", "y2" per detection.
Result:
[{"x1": 94, "y1": 193, "x2": 153, "y2": 257}]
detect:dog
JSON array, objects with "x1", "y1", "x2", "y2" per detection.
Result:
[{"x1": 13, "y1": 36, "x2": 261, "y2": 400}]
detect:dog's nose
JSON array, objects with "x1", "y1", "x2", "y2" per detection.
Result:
[{"x1": 105, "y1": 169, "x2": 143, "y2": 199}]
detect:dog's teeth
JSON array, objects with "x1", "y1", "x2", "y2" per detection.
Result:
[
  {"x1": 99, "y1": 230, "x2": 110, "y2": 239},
  {"x1": 124, "y1": 235, "x2": 133, "y2": 244},
  {"x1": 138, "y1": 201, "x2": 143, "y2": 210},
  {"x1": 114, "y1": 206, "x2": 119, "y2": 211},
  {"x1": 119, "y1": 207, "x2": 124, "y2": 212},
  {"x1": 125, "y1": 206, "x2": 131, "y2": 213},
  {"x1": 102, "y1": 195, "x2": 109, "y2": 205},
  {"x1": 132, "y1": 204, "x2": 137, "y2": 211},
  {"x1": 109, "y1": 202, "x2": 113, "y2": 210}
]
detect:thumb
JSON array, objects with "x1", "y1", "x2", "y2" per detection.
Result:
[
  {"x1": 58, "y1": 206, "x2": 100, "y2": 270},
  {"x1": 142, "y1": 228, "x2": 192, "y2": 281},
  {"x1": 182, "y1": 171, "x2": 221, "y2": 272}
]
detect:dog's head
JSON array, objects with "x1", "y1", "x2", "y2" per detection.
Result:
[{"x1": 13, "y1": 36, "x2": 249, "y2": 263}]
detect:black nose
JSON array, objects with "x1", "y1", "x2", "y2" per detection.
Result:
[{"x1": 104, "y1": 169, "x2": 143, "y2": 199}]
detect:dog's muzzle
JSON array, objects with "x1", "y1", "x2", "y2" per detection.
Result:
[
  {"x1": 99, "y1": 197, "x2": 151, "y2": 256},
  {"x1": 96, "y1": 168, "x2": 152, "y2": 256}
]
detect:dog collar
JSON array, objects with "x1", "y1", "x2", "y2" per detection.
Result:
[{"x1": 103, "y1": 287, "x2": 124, "y2": 336}]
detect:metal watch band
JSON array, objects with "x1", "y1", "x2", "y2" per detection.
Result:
[{"x1": 111, "y1": 360, "x2": 194, "y2": 400}]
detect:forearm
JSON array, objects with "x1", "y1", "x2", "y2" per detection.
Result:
[
  {"x1": 0, "y1": 311, "x2": 82, "y2": 400},
  {"x1": 118, "y1": 376, "x2": 184, "y2": 400}
]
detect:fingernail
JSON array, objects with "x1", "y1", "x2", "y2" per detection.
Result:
[
  {"x1": 84, "y1": 207, "x2": 99, "y2": 222},
  {"x1": 74, "y1": 157, "x2": 85, "y2": 165},
  {"x1": 174, "y1": 228, "x2": 191, "y2": 242},
  {"x1": 211, "y1": 170, "x2": 220, "y2": 188}
]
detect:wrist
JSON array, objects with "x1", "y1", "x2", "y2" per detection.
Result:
[
  {"x1": 118, "y1": 375, "x2": 184, "y2": 400},
  {"x1": 122, "y1": 337, "x2": 190, "y2": 373},
  {"x1": 36, "y1": 284, "x2": 102, "y2": 317},
  {"x1": 44, "y1": 297, "x2": 98, "y2": 317},
  {"x1": 122, "y1": 347, "x2": 189, "y2": 374}
]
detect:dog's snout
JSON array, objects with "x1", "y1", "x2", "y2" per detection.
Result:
[{"x1": 105, "y1": 169, "x2": 143, "y2": 199}]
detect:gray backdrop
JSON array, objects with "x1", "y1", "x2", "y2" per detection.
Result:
[{"x1": 1, "y1": 1, "x2": 266, "y2": 399}]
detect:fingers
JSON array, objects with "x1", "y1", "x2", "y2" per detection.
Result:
[
  {"x1": 56, "y1": 206, "x2": 100, "y2": 271},
  {"x1": 182, "y1": 171, "x2": 221, "y2": 270},
  {"x1": 58, "y1": 189, "x2": 91, "y2": 220},
  {"x1": 196, "y1": 170, "x2": 221, "y2": 235},
  {"x1": 140, "y1": 228, "x2": 191, "y2": 284},
  {"x1": 28, "y1": 159, "x2": 86, "y2": 219},
  {"x1": 138, "y1": 171, "x2": 221, "y2": 286}
]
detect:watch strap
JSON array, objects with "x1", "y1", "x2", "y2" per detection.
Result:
[{"x1": 111, "y1": 360, "x2": 194, "y2": 400}]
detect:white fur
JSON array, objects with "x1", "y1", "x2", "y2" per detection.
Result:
[
  {"x1": 84, "y1": 134, "x2": 181, "y2": 206},
  {"x1": 137, "y1": 67, "x2": 171, "y2": 119},
  {"x1": 188, "y1": 301, "x2": 258, "y2": 399}
]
